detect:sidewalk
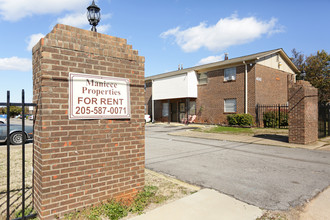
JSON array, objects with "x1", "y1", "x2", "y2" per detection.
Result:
[
  {"x1": 300, "y1": 186, "x2": 330, "y2": 220},
  {"x1": 130, "y1": 189, "x2": 263, "y2": 220},
  {"x1": 166, "y1": 125, "x2": 330, "y2": 151}
]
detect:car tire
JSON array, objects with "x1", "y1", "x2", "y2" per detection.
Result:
[{"x1": 10, "y1": 132, "x2": 24, "y2": 145}]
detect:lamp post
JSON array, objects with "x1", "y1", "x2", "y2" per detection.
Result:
[{"x1": 87, "y1": 0, "x2": 101, "y2": 32}]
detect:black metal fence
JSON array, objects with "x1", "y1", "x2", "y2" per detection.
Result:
[
  {"x1": 0, "y1": 90, "x2": 36, "y2": 220},
  {"x1": 255, "y1": 104, "x2": 289, "y2": 129},
  {"x1": 319, "y1": 102, "x2": 330, "y2": 138}
]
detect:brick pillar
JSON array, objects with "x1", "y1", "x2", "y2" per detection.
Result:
[
  {"x1": 32, "y1": 24, "x2": 145, "y2": 219},
  {"x1": 288, "y1": 80, "x2": 318, "y2": 144}
]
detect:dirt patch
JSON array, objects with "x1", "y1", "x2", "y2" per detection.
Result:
[
  {"x1": 122, "y1": 169, "x2": 200, "y2": 219},
  {"x1": 258, "y1": 208, "x2": 302, "y2": 220}
]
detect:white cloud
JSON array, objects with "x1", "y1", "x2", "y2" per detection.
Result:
[
  {"x1": 56, "y1": 12, "x2": 112, "y2": 31},
  {"x1": 26, "y1": 33, "x2": 45, "y2": 51},
  {"x1": 97, "y1": 24, "x2": 111, "y2": 34},
  {"x1": 197, "y1": 55, "x2": 224, "y2": 65},
  {"x1": 57, "y1": 13, "x2": 87, "y2": 27},
  {"x1": 161, "y1": 14, "x2": 284, "y2": 53},
  {"x1": 0, "y1": 57, "x2": 31, "y2": 72},
  {"x1": 0, "y1": 0, "x2": 90, "y2": 21}
]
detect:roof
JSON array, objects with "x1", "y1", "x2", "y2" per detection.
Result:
[{"x1": 145, "y1": 48, "x2": 299, "y2": 81}]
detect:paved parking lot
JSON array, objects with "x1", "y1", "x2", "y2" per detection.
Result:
[{"x1": 145, "y1": 124, "x2": 330, "y2": 210}]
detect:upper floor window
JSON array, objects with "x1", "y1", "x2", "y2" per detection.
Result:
[
  {"x1": 224, "y1": 67, "x2": 236, "y2": 81},
  {"x1": 198, "y1": 72, "x2": 208, "y2": 85}
]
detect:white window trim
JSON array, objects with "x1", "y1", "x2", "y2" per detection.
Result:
[
  {"x1": 198, "y1": 72, "x2": 208, "y2": 85},
  {"x1": 224, "y1": 99, "x2": 237, "y2": 113},
  {"x1": 224, "y1": 67, "x2": 236, "y2": 81}
]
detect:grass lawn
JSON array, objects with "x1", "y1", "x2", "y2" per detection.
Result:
[
  {"x1": 204, "y1": 126, "x2": 254, "y2": 134},
  {"x1": 198, "y1": 126, "x2": 288, "y2": 136}
]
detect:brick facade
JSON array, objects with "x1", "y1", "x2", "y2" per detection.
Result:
[
  {"x1": 288, "y1": 81, "x2": 318, "y2": 144},
  {"x1": 196, "y1": 65, "x2": 246, "y2": 124},
  {"x1": 193, "y1": 64, "x2": 291, "y2": 124},
  {"x1": 255, "y1": 64, "x2": 292, "y2": 105},
  {"x1": 32, "y1": 24, "x2": 145, "y2": 219},
  {"x1": 146, "y1": 63, "x2": 294, "y2": 124}
]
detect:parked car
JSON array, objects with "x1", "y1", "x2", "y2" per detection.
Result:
[
  {"x1": 145, "y1": 114, "x2": 151, "y2": 123},
  {"x1": 28, "y1": 115, "x2": 34, "y2": 120},
  {"x1": 0, "y1": 118, "x2": 6, "y2": 124},
  {"x1": 0, "y1": 123, "x2": 33, "y2": 145}
]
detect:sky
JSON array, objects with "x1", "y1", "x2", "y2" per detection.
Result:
[{"x1": 0, "y1": 0, "x2": 329, "y2": 102}]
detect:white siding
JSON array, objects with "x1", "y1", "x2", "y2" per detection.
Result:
[
  {"x1": 187, "y1": 71, "x2": 198, "y2": 98},
  {"x1": 257, "y1": 53, "x2": 294, "y2": 74},
  {"x1": 152, "y1": 71, "x2": 198, "y2": 100}
]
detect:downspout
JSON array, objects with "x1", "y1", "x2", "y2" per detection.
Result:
[
  {"x1": 243, "y1": 61, "x2": 248, "y2": 114},
  {"x1": 152, "y1": 80, "x2": 155, "y2": 123}
]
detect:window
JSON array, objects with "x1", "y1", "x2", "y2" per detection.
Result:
[
  {"x1": 198, "y1": 73, "x2": 208, "y2": 84},
  {"x1": 224, "y1": 67, "x2": 236, "y2": 81},
  {"x1": 189, "y1": 101, "x2": 196, "y2": 115},
  {"x1": 224, "y1": 99, "x2": 237, "y2": 113},
  {"x1": 162, "y1": 103, "x2": 169, "y2": 117}
]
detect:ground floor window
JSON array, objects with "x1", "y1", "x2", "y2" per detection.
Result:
[
  {"x1": 162, "y1": 102, "x2": 169, "y2": 116},
  {"x1": 189, "y1": 101, "x2": 196, "y2": 115},
  {"x1": 224, "y1": 99, "x2": 237, "y2": 113}
]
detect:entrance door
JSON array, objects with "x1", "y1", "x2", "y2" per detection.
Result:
[{"x1": 171, "y1": 103, "x2": 178, "y2": 122}]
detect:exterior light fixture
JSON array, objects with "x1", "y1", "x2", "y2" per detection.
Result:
[{"x1": 87, "y1": 0, "x2": 101, "y2": 32}]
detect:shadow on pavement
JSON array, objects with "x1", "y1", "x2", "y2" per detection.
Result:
[{"x1": 253, "y1": 134, "x2": 289, "y2": 143}]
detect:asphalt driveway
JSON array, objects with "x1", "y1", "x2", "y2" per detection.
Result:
[{"x1": 145, "y1": 124, "x2": 330, "y2": 210}]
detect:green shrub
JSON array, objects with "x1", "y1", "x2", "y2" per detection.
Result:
[
  {"x1": 263, "y1": 111, "x2": 277, "y2": 128},
  {"x1": 227, "y1": 114, "x2": 239, "y2": 125},
  {"x1": 227, "y1": 114, "x2": 253, "y2": 126},
  {"x1": 263, "y1": 111, "x2": 288, "y2": 128},
  {"x1": 239, "y1": 114, "x2": 254, "y2": 126}
]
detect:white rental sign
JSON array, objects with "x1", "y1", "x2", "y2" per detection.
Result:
[{"x1": 69, "y1": 72, "x2": 131, "y2": 119}]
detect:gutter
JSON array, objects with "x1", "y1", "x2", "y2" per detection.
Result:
[
  {"x1": 243, "y1": 61, "x2": 248, "y2": 114},
  {"x1": 152, "y1": 80, "x2": 155, "y2": 123}
]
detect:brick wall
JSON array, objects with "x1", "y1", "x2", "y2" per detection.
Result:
[
  {"x1": 32, "y1": 24, "x2": 145, "y2": 219},
  {"x1": 255, "y1": 64, "x2": 290, "y2": 105},
  {"x1": 288, "y1": 80, "x2": 318, "y2": 144},
  {"x1": 195, "y1": 65, "x2": 255, "y2": 124}
]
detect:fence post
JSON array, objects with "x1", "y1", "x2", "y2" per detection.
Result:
[
  {"x1": 328, "y1": 105, "x2": 330, "y2": 136},
  {"x1": 255, "y1": 104, "x2": 259, "y2": 127},
  {"x1": 278, "y1": 105, "x2": 281, "y2": 129},
  {"x1": 6, "y1": 91, "x2": 10, "y2": 220},
  {"x1": 22, "y1": 89, "x2": 26, "y2": 219}
]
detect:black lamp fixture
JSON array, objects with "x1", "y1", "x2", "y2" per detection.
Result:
[{"x1": 87, "y1": 0, "x2": 101, "y2": 32}]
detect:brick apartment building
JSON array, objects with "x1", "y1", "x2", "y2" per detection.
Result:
[{"x1": 145, "y1": 49, "x2": 299, "y2": 124}]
